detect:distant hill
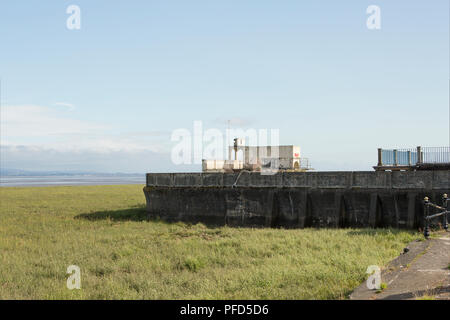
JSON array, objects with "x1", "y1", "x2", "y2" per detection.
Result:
[{"x1": 0, "y1": 168, "x2": 143, "y2": 177}]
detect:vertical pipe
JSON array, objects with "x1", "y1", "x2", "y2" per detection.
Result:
[
  {"x1": 407, "y1": 151, "x2": 411, "y2": 166},
  {"x1": 393, "y1": 149, "x2": 398, "y2": 166}
]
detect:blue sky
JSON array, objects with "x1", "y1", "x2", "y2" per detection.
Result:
[{"x1": 0, "y1": 0, "x2": 448, "y2": 173}]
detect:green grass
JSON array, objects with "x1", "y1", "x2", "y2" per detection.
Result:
[
  {"x1": 376, "y1": 282, "x2": 388, "y2": 294},
  {"x1": 0, "y1": 185, "x2": 420, "y2": 299},
  {"x1": 416, "y1": 295, "x2": 435, "y2": 300}
]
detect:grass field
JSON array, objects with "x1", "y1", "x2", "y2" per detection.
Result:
[{"x1": 0, "y1": 185, "x2": 421, "y2": 299}]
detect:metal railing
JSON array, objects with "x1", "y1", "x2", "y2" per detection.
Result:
[
  {"x1": 380, "y1": 148, "x2": 418, "y2": 166},
  {"x1": 423, "y1": 194, "x2": 449, "y2": 239},
  {"x1": 421, "y1": 147, "x2": 450, "y2": 164},
  {"x1": 260, "y1": 157, "x2": 311, "y2": 171},
  {"x1": 377, "y1": 146, "x2": 450, "y2": 167}
]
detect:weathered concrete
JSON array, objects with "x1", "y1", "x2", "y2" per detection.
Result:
[
  {"x1": 350, "y1": 233, "x2": 450, "y2": 300},
  {"x1": 144, "y1": 171, "x2": 449, "y2": 228}
]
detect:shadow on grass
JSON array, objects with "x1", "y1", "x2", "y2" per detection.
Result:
[
  {"x1": 76, "y1": 211, "x2": 428, "y2": 234},
  {"x1": 75, "y1": 208, "x2": 222, "y2": 228},
  {"x1": 345, "y1": 229, "x2": 418, "y2": 237},
  {"x1": 77, "y1": 210, "x2": 239, "y2": 231},
  {"x1": 75, "y1": 206, "x2": 148, "y2": 222}
]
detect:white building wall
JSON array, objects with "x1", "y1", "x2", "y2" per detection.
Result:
[{"x1": 207, "y1": 145, "x2": 303, "y2": 172}]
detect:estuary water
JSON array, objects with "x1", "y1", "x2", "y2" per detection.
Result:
[{"x1": 0, "y1": 175, "x2": 145, "y2": 187}]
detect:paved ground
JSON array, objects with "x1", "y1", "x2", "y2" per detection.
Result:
[{"x1": 350, "y1": 232, "x2": 450, "y2": 300}]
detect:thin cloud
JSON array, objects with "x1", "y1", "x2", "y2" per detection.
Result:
[
  {"x1": 0, "y1": 104, "x2": 167, "y2": 154},
  {"x1": 1, "y1": 104, "x2": 105, "y2": 138},
  {"x1": 53, "y1": 102, "x2": 75, "y2": 110}
]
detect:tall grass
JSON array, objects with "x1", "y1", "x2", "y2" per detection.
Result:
[{"x1": 0, "y1": 185, "x2": 419, "y2": 299}]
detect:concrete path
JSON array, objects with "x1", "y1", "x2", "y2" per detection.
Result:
[{"x1": 350, "y1": 232, "x2": 450, "y2": 300}]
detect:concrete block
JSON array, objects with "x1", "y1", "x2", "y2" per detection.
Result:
[
  {"x1": 155, "y1": 173, "x2": 174, "y2": 186},
  {"x1": 340, "y1": 191, "x2": 371, "y2": 228},
  {"x1": 146, "y1": 174, "x2": 156, "y2": 186},
  {"x1": 368, "y1": 193, "x2": 378, "y2": 227},
  {"x1": 352, "y1": 171, "x2": 389, "y2": 188},
  {"x1": 224, "y1": 188, "x2": 273, "y2": 227},
  {"x1": 391, "y1": 171, "x2": 433, "y2": 189},
  {"x1": 249, "y1": 172, "x2": 283, "y2": 187},
  {"x1": 311, "y1": 172, "x2": 352, "y2": 188},
  {"x1": 273, "y1": 189, "x2": 308, "y2": 228},
  {"x1": 431, "y1": 171, "x2": 450, "y2": 190},
  {"x1": 173, "y1": 173, "x2": 202, "y2": 186},
  {"x1": 202, "y1": 173, "x2": 224, "y2": 186},
  {"x1": 223, "y1": 172, "x2": 248, "y2": 187},
  {"x1": 307, "y1": 189, "x2": 339, "y2": 227},
  {"x1": 282, "y1": 172, "x2": 309, "y2": 187}
]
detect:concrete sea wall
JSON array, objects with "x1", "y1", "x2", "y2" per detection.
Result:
[{"x1": 143, "y1": 171, "x2": 449, "y2": 229}]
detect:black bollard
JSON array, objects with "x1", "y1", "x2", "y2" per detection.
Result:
[
  {"x1": 443, "y1": 194, "x2": 448, "y2": 232},
  {"x1": 424, "y1": 197, "x2": 430, "y2": 239}
]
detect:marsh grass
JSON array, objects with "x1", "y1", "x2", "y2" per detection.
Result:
[{"x1": 0, "y1": 185, "x2": 419, "y2": 299}]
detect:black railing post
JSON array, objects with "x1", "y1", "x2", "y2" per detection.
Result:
[
  {"x1": 377, "y1": 148, "x2": 383, "y2": 167},
  {"x1": 417, "y1": 146, "x2": 422, "y2": 165},
  {"x1": 424, "y1": 197, "x2": 430, "y2": 239},
  {"x1": 443, "y1": 193, "x2": 448, "y2": 231}
]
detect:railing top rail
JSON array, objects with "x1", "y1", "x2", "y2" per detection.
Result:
[{"x1": 380, "y1": 146, "x2": 450, "y2": 150}]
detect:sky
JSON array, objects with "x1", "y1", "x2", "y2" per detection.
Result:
[{"x1": 0, "y1": 0, "x2": 449, "y2": 173}]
